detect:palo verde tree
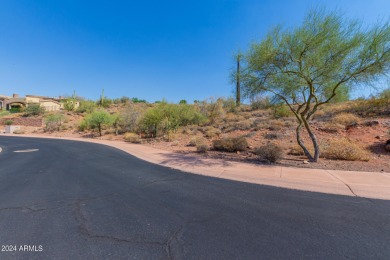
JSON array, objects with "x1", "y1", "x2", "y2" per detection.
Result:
[
  {"x1": 242, "y1": 9, "x2": 390, "y2": 162},
  {"x1": 84, "y1": 109, "x2": 114, "y2": 136}
]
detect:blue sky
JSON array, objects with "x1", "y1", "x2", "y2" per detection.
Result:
[{"x1": 0, "y1": 0, "x2": 389, "y2": 102}]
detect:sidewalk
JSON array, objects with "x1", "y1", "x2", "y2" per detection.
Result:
[{"x1": 2, "y1": 133, "x2": 390, "y2": 200}]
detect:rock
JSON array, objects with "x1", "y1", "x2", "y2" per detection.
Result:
[
  {"x1": 375, "y1": 136, "x2": 381, "y2": 139},
  {"x1": 303, "y1": 160, "x2": 309, "y2": 164},
  {"x1": 385, "y1": 144, "x2": 390, "y2": 152},
  {"x1": 363, "y1": 120, "x2": 379, "y2": 127}
]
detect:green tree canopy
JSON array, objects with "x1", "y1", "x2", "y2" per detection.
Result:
[
  {"x1": 242, "y1": 9, "x2": 390, "y2": 162},
  {"x1": 84, "y1": 109, "x2": 114, "y2": 136}
]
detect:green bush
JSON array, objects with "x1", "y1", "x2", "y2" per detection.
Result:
[
  {"x1": 4, "y1": 120, "x2": 13, "y2": 125},
  {"x1": 77, "y1": 100, "x2": 97, "y2": 113},
  {"x1": 140, "y1": 102, "x2": 205, "y2": 137},
  {"x1": 255, "y1": 143, "x2": 283, "y2": 163},
  {"x1": 0, "y1": 111, "x2": 10, "y2": 118},
  {"x1": 24, "y1": 104, "x2": 45, "y2": 117},
  {"x1": 9, "y1": 107, "x2": 22, "y2": 113},
  {"x1": 212, "y1": 136, "x2": 248, "y2": 152},
  {"x1": 82, "y1": 110, "x2": 115, "y2": 136},
  {"x1": 273, "y1": 105, "x2": 292, "y2": 118}
]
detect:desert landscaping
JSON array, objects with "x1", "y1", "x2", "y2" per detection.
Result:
[{"x1": 1, "y1": 94, "x2": 389, "y2": 173}]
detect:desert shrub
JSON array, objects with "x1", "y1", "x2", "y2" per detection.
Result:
[
  {"x1": 77, "y1": 100, "x2": 97, "y2": 113},
  {"x1": 250, "y1": 96, "x2": 272, "y2": 110},
  {"x1": 212, "y1": 136, "x2": 248, "y2": 152},
  {"x1": 24, "y1": 104, "x2": 45, "y2": 117},
  {"x1": 236, "y1": 120, "x2": 253, "y2": 130},
  {"x1": 196, "y1": 143, "x2": 209, "y2": 153},
  {"x1": 203, "y1": 126, "x2": 222, "y2": 138},
  {"x1": 123, "y1": 132, "x2": 141, "y2": 143},
  {"x1": 255, "y1": 143, "x2": 283, "y2": 162},
  {"x1": 379, "y1": 88, "x2": 390, "y2": 99},
  {"x1": 331, "y1": 113, "x2": 361, "y2": 127},
  {"x1": 196, "y1": 98, "x2": 225, "y2": 124},
  {"x1": 222, "y1": 97, "x2": 236, "y2": 112},
  {"x1": 45, "y1": 114, "x2": 66, "y2": 131},
  {"x1": 118, "y1": 103, "x2": 145, "y2": 133},
  {"x1": 223, "y1": 113, "x2": 245, "y2": 122},
  {"x1": 273, "y1": 105, "x2": 292, "y2": 118},
  {"x1": 188, "y1": 136, "x2": 205, "y2": 147},
  {"x1": 4, "y1": 120, "x2": 13, "y2": 125},
  {"x1": 322, "y1": 139, "x2": 369, "y2": 161},
  {"x1": 268, "y1": 120, "x2": 284, "y2": 131},
  {"x1": 97, "y1": 97, "x2": 113, "y2": 108},
  {"x1": 0, "y1": 111, "x2": 10, "y2": 118},
  {"x1": 82, "y1": 109, "x2": 115, "y2": 136},
  {"x1": 78, "y1": 120, "x2": 89, "y2": 131},
  {"x1": 140, "y1": 102, "x2": 205, "y2": 137}
]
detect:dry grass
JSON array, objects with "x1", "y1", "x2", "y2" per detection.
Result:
[
  {"x1": 212, "y1": 136, "x2": 248, "y2": 152},
  {"x1": 331, "y1": 113, "x2": 361, "y2": 127},
  {"x1": 319, "y1": 122, "x2": 345, "y2": 133},
  {"x1": 188, "y1": 136, "x2": 205, "y2": 147},
  {"x1": 255, "y1": 142, "x2": 283, "y2": 162},
  {"x1": 123, "y1": 132, "x2": 141, "y2": 143},
  {"x1": 203, "y1": 126, "x2": 222, "y2": 138},
  {"x1": 196, "y1": 143, "x2": 209, "y2": 153},
  {"x1": 322, "y1": 138, "x2": 370, "y2": 161}
]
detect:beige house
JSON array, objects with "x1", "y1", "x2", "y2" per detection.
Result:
[{"x1": 0, "y1": 94, "x2": 63, "y2": 112}]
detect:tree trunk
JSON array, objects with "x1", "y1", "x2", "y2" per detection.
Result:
[
  {"x1": 296, "y1": 117, "x2": 320, "y2": 162},
  {"x1": 98, "y1": 124, "x2": 102, "y2": 136},
  {"x1": 302, "y1": 117, "x2": 320, "y2": 162}
]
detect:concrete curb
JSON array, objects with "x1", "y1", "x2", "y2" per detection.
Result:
[{"x1": 1, "y1": 134, "x2": 390, "y2": 200}]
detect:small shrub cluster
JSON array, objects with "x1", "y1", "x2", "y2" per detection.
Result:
[
  {"x1": 140, "y1": 102, "x2": 205, "y2": 138},
  {"x1": 77, "y1": 100, "x2": 97, "y2": 113},
  {"x1": 196, "y1": 143, "x2": 209, "y2": 153},
  {"x1": 273, "y1": 105, "x2": 292, "y2": 118},
  {"x1": 45, "y1": 114, "x2": 66, "y2": 132},
  {"x1": 4, "y1": 120, "x2": 13, "y2": 125},
  {"x1": 24, "y1": 104, "x2": 45, "y2": 117},
  {"x1": 188, "y1": 136, "x2": 205, "y2": 147},
  {"x1": 123, "y1": 132, "x2": 141, "y2": 143},
  {"x1": 255, "y1": 143, "x2": 283, "y2": 162},
  {"x1": 204, "y1": 126, "x2": 222, "y2": 138},
  {"x1": 212, "y1": 136, "x2": 248, "y2": 152},
  {"x1": 331, "y1": 113, "x2": 361, "y2": 127},
  {"x1": 322, "y1": 139, "x2": 369, "y2": 161}
]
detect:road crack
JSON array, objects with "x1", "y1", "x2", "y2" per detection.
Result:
[{"x1": 74, "y1": 200, "x2": 165, "y2": 247}]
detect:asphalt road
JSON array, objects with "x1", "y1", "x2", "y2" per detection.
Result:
[{"x1": 0, "y1": 136, "x2": 389, "y2": 260}]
